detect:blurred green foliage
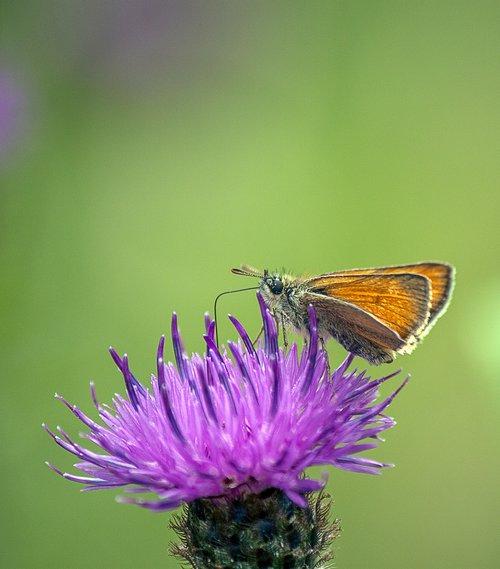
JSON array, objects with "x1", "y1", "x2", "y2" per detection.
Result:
[{"x1": 1, "y1": 2, "x2": 499, "y2": 568}]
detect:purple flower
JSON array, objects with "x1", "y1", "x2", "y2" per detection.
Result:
[{"x1": 45, "y1": 294, "x2": 408, "y2": 511}]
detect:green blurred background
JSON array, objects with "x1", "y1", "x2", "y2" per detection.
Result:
[{"x1": 2, "y1": 2, "x2": 499, "y2": 568}]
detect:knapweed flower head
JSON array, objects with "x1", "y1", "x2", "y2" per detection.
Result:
[{"x1": 45, "y1": 294, "x2": 408, "y2": 511}]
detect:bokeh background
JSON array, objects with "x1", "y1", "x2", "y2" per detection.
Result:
[{"x1": 2, "y1": 2, "x2": 499, "y2": 568}]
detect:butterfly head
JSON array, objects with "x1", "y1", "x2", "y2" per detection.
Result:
[
  {"x1": 261, "y1": 269, "x2": 284, "y2": 296},
  {"x1": 231, "y1": 265, "x2": 297, "y2": 309}
]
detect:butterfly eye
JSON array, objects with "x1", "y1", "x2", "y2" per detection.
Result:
[{"x1": 269, "y1": 278, "x2": 284, "y2": 295}]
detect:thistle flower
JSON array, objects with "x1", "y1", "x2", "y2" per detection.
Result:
[{"x1": 45, "y1": 294, "x2": 408, "y2": 566}]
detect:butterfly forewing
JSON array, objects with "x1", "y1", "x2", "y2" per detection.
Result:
[
  {"x1": 314, "y1": 262, "x2": 454, "y2": 324},
  {"x1": 307, "y1": 273, "x2": 432, "y2": 341}
]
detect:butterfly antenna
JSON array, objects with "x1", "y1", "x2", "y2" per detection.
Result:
[{"x1": 214, "y1": 286, "x2": 259, "y2": 347}]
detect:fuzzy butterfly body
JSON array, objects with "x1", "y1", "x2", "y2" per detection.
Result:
[{"x1": 231, "y1": 262, "x2": 455, "y2": 365}]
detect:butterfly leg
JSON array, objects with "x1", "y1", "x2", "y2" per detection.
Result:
[
  {"x1": 281, "y1": 314, "x2": 288, "y2": 349},
  {"x1": 252, "y1": 326, "x2": 264, "y2": 346},
  {"x1": 320, "y1": 337, "x2": 330, "y2": 377}
]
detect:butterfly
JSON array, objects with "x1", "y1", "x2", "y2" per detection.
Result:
[{"x1": 231, "y1": 262, "x2": 455, "y2": 365}]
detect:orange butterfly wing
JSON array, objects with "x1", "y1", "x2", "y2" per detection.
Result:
[
  {"x1": 317, "y1": 263, "x2": 454, "y2": 324},
  {"x1": 306, "y1": 272, "x2": 432, "y2": 342}
]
